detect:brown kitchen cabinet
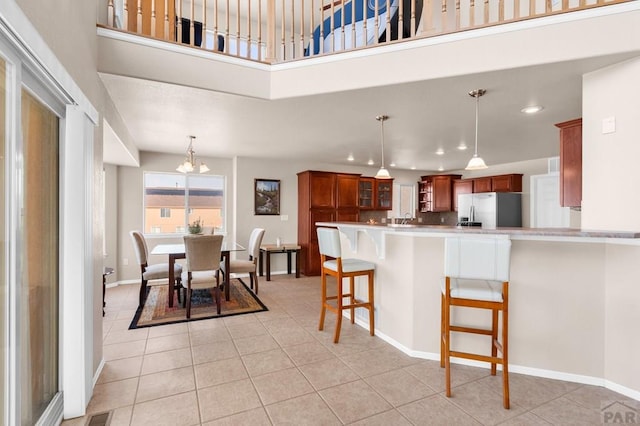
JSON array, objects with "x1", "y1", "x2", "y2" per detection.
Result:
[
  {"x1": 491, "y1": 174, "x2": 523, "y2": 192},
  {"x1": 453, "y1": 179, "x2": 473, "y2": 211},
  {"x1": 359, "y1": 177, "x2": 374, "y2": 209},
  {"x1": 359, "y1": 177, "x2": 393, "y2": 210},
  {"x1": 473, "y1": 177, "x2": 492, "y2": 193},
  {"x1": 375, "y1": 180, "x2": 393, "y2": 210},
  {"x1": 298, "y1": 171, "x2": 361, "y2": 276},
  {"x1": 418, "y1": 175, "x2": 461, "y2": 212},
  {"x1": 555, "y1": 118, "x2": 582, "y2": 208}
]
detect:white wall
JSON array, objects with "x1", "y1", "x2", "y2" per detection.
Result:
[{"x1": 582, "y1": 57, "x2": 640, "y2": 231}]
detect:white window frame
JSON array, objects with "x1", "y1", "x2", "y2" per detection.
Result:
[{"x1": 143, "y1": 171, "x2": 226, "y2": 236}]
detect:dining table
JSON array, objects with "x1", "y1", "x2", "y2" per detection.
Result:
[{"x1": 150, "y1": 239, "x2": 245, "y2": 308}]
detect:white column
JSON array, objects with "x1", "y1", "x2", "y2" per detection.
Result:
[{"x1": 61, "y1": 105, "x2": 95, "y2": 418}]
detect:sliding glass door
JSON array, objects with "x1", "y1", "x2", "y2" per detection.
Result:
[
  {"x1": 19, "y1": 88, "x2": 59, "y2": 424},
  {"x1": 0, "y1": 55, "x2": 6, "y2": 426}
]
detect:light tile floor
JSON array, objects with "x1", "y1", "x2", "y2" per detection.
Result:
[{"x1": 63, "y1": 275, "x2": 633, "y2": 425}]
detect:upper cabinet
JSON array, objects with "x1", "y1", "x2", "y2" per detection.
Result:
[
  {"x1": 490, "y1": 174, "x2": 523, "y2": 192},
  {"x1": 555, "y1": 118, "x2": 582, "y2": 208},
  {"x1": 375, "y1": 180, "x2": 393, "y2": 210},
  {"x1": 473, "y1": 177, "x2": 492, "y2": 193},
  {"x1": 359, "y1": 177, "x2": 374, "y2": 209},
  {"x1": 419, "y1": 175, "x2": 461, "y2": 212},
  {"x1": 336, "y1": 173, "x2": 360, "y2": 209},
  {"x1": 465, "y1": 174, "x2": 523, "y2": 194},
  {"x1": 453, "y1": 179, "x2": 473, "y2": 212},
  {"x1": 359, "y1": 177, "x2": 393, "y2": 210}
]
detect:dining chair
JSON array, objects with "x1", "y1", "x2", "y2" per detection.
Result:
[
  {"x1": 317, "y1": 227, "x2": 375, "y2": 343},
  {"x1": 129, "y1": 230, "x2": 183, "y2": 307},
  {"x1": 182, "y1": 234, "x2": 224, "y2": 317},
  {"x1": 441, "y1": 236, "x2": 512, "y2": 409},
  {"x1": 220, "y1": 228, "x2": 265, "y2": 293}
]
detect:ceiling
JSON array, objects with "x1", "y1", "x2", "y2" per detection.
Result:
[{"x1": 100, "y1": 52, "x2": 636, "y2": 173}]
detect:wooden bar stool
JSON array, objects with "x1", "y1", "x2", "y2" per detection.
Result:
[
  {"x1": 317, "y1": 227, "x2": 375, "y2": 343},
  {"x1": 441, "y1": 236, "x2": 512, "y2": 409}
]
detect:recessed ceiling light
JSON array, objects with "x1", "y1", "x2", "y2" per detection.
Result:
[
  {"x1": 521, "y1": 105, "x2": 544, "y2": 114},
  {"x1": 367, "y1": 159, "x2": 374, "y2": 166},
  {"x1": 389, "y1": 162, "x2": 396, "y2": 167},
  {"x1": 410, "y1": 166, "x2": 416, "y2": 170},
  {"x1": 457, "y1": 144, "x2": 467, "y2": 151},
  {"x1": 435, "y1": 149, "x2": 444, "y2": 156},
  {"x1": 438, "y1": 166, "x2": 444, "y2": 172},
  {"x1": 347, "y1": 154, "x2": 354, "y2": 161}
]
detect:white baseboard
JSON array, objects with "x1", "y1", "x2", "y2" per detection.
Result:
[{"x1": 349, "y1": 314, "x2": 639, "y2": 401}]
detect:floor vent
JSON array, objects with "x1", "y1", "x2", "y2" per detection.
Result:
[{"x1": 86, "y1": 411, "x2": 112, "y2": 426}]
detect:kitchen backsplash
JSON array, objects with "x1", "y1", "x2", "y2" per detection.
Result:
[{"x1": 360, "y1": 210, "x2": 458, "y2": 226}]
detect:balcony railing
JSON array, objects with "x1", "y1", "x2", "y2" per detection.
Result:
[{"x1": 103, "y1": 0, "x2": 631, "y2": 64}]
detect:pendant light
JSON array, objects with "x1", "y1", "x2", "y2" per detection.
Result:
[
  {"x1": 465, "y1": 89, "x2": 489, "y2": 170},
  {"x1": 176, "y1": 135, "x2": 210, "y2": 173},
  {"x1": 375, "y1": 114, "x2": 392, "y2": 179}
]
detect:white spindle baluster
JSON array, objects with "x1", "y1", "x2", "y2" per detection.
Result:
[
  {"x1": 299, "y1": 0, "x2": 305, "y2": 58},
  {"x1": 151, "y1": 0, "x2": 156, "y2": 37},
  {"x1": 202, "y1": 0, "x2": 207, "y2": 50},
  {"x1": 340, "y1": 0, "x2": 345, "y2": 50},
  {"x1": 291, "y1": 0, "x2": 295, "y2": 57},
  {"x1": 164, "y1": 0, "x2": 169, "y2": 39},
  {"x1": 226, "y1": 0, "x2": 230, "y2": 54},
  {"x1": 237, "y1": 0, "x2": 241, "y2": 56},
  {"x1": 247, "y1": 0, "x2": 252, "y2": 58},
  {"x1": 319, "y1": 0, "x2": 325, "y2": 54},
  {"x1": 190, "y1": 0, "x2": 195, "y2": 45},
  {"x1": 351, "y1": 0, "x2": 356, "y2": 47},
  {"x1": 124, "y1": 0, "x2": 129, "y2": 30},
  {"x1": 399, "y1": 0, "x2": 404, "y2": 39},
  {"x1": 386, "y1": 0, "x2": 391, "y2": 42},
  {"x1": 137, "y1": 0, "x2": 143, "y2": 33},
  {"x1": 177, "y1": 0, "x2": 183, "y2": 43},
  {"x1": 362, "y1": 0, "x2": 367, "y2": 45},
  {"x1": 258, "y1": 0, "x2": 263, "y2": 60},
  {"x1": 330, "y1": 0, "x2": 335, "y2": 52},
  {"x1": 107, "y1": 0, "x2": 115, "y2": 27}
]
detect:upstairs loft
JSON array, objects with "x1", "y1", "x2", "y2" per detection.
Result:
[
  {"x1": 101, "y1": 0, "x2": 635, "y2": 63},
  {"x1": 97, "y1": 0, "x2": 640, "y2": 100}
]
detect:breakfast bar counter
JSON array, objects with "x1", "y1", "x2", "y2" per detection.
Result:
[{"x1": 315, "y1": 221, "x2": 640, "y2": 401}]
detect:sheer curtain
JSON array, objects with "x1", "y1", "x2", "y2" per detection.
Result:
[{"x1": 19, "y1": 88, "x2": 59, "y2": 425}]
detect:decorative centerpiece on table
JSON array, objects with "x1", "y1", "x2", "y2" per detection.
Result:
[{"x1": 188, "y1": 218, "x2": 203, "y2": 234}]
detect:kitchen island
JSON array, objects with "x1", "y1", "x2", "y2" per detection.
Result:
[{"x1": 315, "y1": 221, "x2": 640, "y2": 401}]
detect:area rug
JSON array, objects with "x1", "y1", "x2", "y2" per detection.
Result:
[{"x1": 129, "y1": 278, "x2": 268, "y2": 329}]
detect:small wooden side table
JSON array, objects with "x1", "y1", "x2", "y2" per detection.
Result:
[
  {"x1": 103, "y1": 267, "x2": 114, "y2": 316},
  {"x1": 259, "y1": 244, "x2": 301, "y2": 281}
]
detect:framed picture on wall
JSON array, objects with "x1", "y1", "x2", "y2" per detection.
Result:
[{"x1": 254, "y1": 178, "x2": 280, "y2": 215}]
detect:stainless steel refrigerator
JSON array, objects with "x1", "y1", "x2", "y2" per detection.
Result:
[{"x1": 457, "y1": 192, "x2": 522, "y2": 228}]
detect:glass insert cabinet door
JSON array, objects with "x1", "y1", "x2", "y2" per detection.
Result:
[{"x1": 376, "y1": 181, "x2": 392, "y2": 209}]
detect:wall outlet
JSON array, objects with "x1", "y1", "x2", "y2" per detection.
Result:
[
  {"x1": 441, "y1": 217, "x2": 445, "y2": 223},
  {"x1": 417, "y1": 217, "x2": 423, "y2": 223},
  {"x1": 381, "y1": 218, "x2": 386, "y2": 224},
  {"x1": 123, "y1": 258, "x2": 129, "y2": 266}
]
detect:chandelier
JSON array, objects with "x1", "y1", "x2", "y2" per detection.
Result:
[{"x1": 176, "y1": 135, "x2": 210, "y2": 174}]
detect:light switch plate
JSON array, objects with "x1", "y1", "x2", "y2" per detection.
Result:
[
  {"x1": 602, "y1": 116, "x2": 616, "y2": 134},
  {"x1": 280, "y1": 215, "x2": 288, "y2": 221}
]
